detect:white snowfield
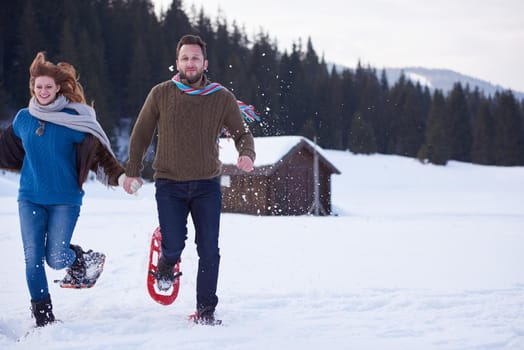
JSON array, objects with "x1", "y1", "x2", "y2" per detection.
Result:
[{"x1": 1, "y1": 150, "x2": 523, "y2": 350}]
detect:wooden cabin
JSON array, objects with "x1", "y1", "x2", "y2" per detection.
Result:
[{"x1": 219, "y1": 136, "x2": 341, "y2": 216}]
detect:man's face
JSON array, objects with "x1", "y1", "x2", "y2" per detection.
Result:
[{"x1": 176, "y1": 44, "x2": 208, "y2": 84}]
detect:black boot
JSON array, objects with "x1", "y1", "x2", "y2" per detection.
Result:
[
  {"x1": 69, "y1": 244, "x2": 87, "y2": 280},
  {"x1": 56, "y1": 244, "x2": 106, "y2": 288},
  {"x1": 31, "y1": 294, "x2": 55, "y2": 327},
  {"x1": 155, "y1": 255, "x2": 179, "y2": 291}
]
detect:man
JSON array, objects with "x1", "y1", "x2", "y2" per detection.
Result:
[{"x1": 122, "y1": 34, "x2": 256, "y2": 325}]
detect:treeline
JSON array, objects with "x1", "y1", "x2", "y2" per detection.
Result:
[{"x1": 1, "y1": 0, "x2": 523, "y2": 166}]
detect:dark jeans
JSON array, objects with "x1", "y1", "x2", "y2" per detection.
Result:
[
  {"x1": 155, "y1": 177, "x2": 222, "y2": 313},
  {"x1": 18, "y1": 200, "x2": 79, "y2": 301}
]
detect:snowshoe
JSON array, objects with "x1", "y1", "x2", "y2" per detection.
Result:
[
  {"x1": 188, "y1": 311, "x2": 222, "y2": 326},
  {"x1": 147, "y1": 226, "x2": 182, "y2": 305},
  {"x1": 54, "y1": 245, "x2": 106, "y2": 288},
  {"x1": 152, "y1": 254, "x2": 183, "y2": 292}
]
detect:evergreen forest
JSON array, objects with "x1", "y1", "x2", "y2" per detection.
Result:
[{"x1": 1, "y1": 0, "x2": 523, "y2": 166}]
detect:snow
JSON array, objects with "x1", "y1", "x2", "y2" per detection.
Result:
[
  {"x1": 405, "y1": 71, "x2": 433, "y2": 89},
  {"x1": 1, "y1": 149, "x2": 524, "y2": 349}
]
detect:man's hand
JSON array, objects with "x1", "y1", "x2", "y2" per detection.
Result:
[
  {"x1": 237, "y1": 155, "x2": 254, "y2": 172},
  {"x1": 118, "y1": 173, "x2": 143, "y2": 194}
]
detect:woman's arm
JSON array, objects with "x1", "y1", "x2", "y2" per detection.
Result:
[
  {"x1": 0, "y1": 125, "x2": 25, "y2": 171},
  {"x1": 76, "y1": 134, "x2": 124, "y2": 187}
]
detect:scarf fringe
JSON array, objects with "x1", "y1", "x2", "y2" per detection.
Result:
[{"x1": 171, "y1": 74, "x2": 260, "y2": 123}]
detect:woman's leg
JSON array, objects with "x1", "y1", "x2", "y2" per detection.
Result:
[
  {"x1": 18, "y1": 200, "x2": 50, "y2": 301},
  {"x1": 45, "y1": 204, "x2": 80, "y2": 270}
]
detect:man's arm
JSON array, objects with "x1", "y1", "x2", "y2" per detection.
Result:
[
  {"x1": 222, "y1": 94, "x2": 256, "y2": 166},
  {"x1": 125, "y1": 87, "x2": 160, "y2": 177}
]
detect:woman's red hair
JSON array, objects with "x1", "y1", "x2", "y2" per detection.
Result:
[{"x1": 29, "y1": 52, "x2": 86, "y2": 103}]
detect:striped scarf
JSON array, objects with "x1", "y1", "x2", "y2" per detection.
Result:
[{"x1": 171, "y1": 74, "x2": 260, "y2": 123}]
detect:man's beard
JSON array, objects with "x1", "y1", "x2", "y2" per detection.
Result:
[{"x1": 179, "y1": 70, "x2": 204, "y2": 85}]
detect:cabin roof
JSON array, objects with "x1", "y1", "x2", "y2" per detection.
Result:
[{"x1": 219, "y1": 136, "x2": 341, "y2": 175}]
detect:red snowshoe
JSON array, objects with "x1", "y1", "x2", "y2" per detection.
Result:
[{"x1": 147, "y1": 226, "x2": 181, "y2": 305}]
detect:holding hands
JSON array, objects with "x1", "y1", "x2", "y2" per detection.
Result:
[{"x1": 118, "y1": 173, "x2": 143, "y2": 194}]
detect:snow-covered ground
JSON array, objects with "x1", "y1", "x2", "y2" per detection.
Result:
[{"x1": 1, "y1": 150, "x2": 523, "y2": 349}]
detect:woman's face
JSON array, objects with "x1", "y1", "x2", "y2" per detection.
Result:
[{"x1": 34, "y1": 76, "x2": 60, "y2": 105}]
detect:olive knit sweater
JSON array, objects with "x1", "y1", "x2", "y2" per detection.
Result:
[{"x1": 125, "y1": 77, "x2": 256, "y2": 181}]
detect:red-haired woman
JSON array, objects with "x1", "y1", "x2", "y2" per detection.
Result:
[{"x1": 0, "y1": 52, "x2": 141, "y2": 327}]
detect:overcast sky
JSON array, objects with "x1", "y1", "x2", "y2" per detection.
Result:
[{"x1": 153, "y1": 0, "x2": 524, "y2": 93}]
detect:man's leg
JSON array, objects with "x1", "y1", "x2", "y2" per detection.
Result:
[
  {"x1": 155, "y1": 179, "x2": 190, "y2": 265},
  {"x1": 190, "y1": 178, "x2": 222, "y2": 316}
]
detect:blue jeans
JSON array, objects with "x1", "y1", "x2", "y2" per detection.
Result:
[
  {"x1": 18, "y1": 200, "x2": 80, "y2": 301},
  {"x1": 155, "y1": 178, "x2": 222, "y2": 313}
]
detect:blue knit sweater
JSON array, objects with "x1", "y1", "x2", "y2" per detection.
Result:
[{"x1": 13, "y1": 108, "x2": 86, "y2": 205}]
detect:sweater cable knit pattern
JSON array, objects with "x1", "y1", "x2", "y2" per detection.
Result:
[{"x1": 126, "y1": 77, "x2": 255, "y2": 181}]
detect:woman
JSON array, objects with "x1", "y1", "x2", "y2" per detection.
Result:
[{"x1": 0, "y1": 52, "x2": 141, "y2": 327}]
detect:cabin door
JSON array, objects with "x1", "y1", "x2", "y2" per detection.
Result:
[{"x1": 285, "y1": 167, "x2": 310, "y2": 215}]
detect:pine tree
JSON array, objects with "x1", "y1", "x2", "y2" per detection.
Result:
[
  {"x1": 339, "y1": 69, "x2": 356, "y2": 150},
  {"x1": 126, "y1": 37, "x2": 153, "y2": 119},
  {"x1": 386, "y1": 74, "x2": 427, "y2": 157},
  {"x1": 0, "y1": 78, "x2": 7, "y2": 123},
  {"x1": 248, "y1": 32, "x2": 279, "y2": 130},
  {"x1": 324, "y1": 66, "x2": 344, "y2": 149},
  {"x1": 492, "y1": 91, "x2": 524, "y2": 165},
  {"x1": 194, "y1": 8, "x2": 216, "y2": 75},
  {"x1": 58, "y1": 17, "x2": 80, "y2": 66},
  {"x1": 161, "y1": 0, "x2": 193, "y2": 64},
  {"x1": 374, "y1": 69, "x2": 390, "y2": 153},
  {"x1": 348, "y1": 113, "x2": 377, "y2": 154},
  {"x1": 312, "y1": 56, "x2": 331, "y2": 147},
  {"x1": 276, "y1": 51, "x2": 293, "y2": 135},
  {"x1": 467, "y1": 87, "x2": 482, "y2": 121},
  {"x1": 225, "y1": 22, "x2": 252, "y2": 101},
  {"x1": 471, "y1": 98, "x2": 494, "y2": 165},
  {"x1": 0, "y1": 29, "x2": 6, "y2": 121},
  {"x1": 300, "y1": 37, "x2": 324, "y2": 139},
  {"x1": 353, "y1": 64, "x2": 383, "y2": 154},
  {"x1": 1, "y1": 1, "x2": 24, "y2": 119},
  {"x1": 447, "y1": 83, "x2": 472, "y2": 162},
  {"x1": 12, "y1": 0, "x2": 46, "y2": 108},
  {"x1": 283, "y1": 42, "x2": 307, "y2": 135},
  {"x1": 418, "y1": 90, "x2": 451, "y2": 165}
]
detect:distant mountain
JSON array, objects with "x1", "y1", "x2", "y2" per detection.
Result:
[
  {"x1": 382, "y1": 67, "x2": 524, "y2": 100},
  {"x1": 330, "y1": 63, "x2": 524, "y2": 100}
]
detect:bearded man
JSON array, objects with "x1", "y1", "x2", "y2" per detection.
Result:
[{"x1": 122, "y1": 34, "x2": 256, "y2": 325}]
